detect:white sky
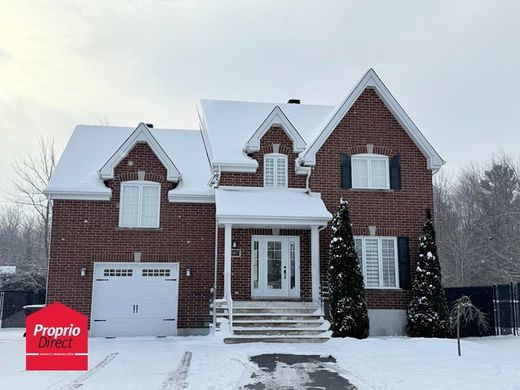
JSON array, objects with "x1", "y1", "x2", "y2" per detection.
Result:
[{"x1": 1, "y1": 0, "x2": 519, "y2": 202}]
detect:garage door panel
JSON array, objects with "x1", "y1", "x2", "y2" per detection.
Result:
[{"x1": 90, "y1": 262, "x2": 179, "y2": 337}]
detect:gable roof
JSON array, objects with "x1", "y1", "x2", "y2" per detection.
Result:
[
  {"x1": 199, "y1": 99, "x2": 334, "y2": 171},
  {"x1": 244, "y1": 106, "x2": 307, "y2": 153},
  {"x1": 99, "y1": 123, "x2": 181, "y2": 182},
  {"x1": 299, "y1": 69, "x2": 445, "y2": 170},
  {"x1": 45, "y1": 125, "x2": 214, "y2": 201}
]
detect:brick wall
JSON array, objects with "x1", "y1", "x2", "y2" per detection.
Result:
[
  {"x1": 47, "y1": 143, "x2": 215, "y2": 329},
  {"x1": 310, "y1": 88, "x2": 434, "y2": 309}
]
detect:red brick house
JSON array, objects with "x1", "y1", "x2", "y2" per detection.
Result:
[{"x1": 45, "y1": 69, "x2": 444, "y2": 341}]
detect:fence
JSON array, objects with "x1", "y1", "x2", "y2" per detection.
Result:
[
  {"x1": 445, "y1": 283, "x2": 520, "y2": 337},
  {"x1": 493, "y1": 283, "x2": 520, "y2": 336},
  {"x1": 0, "y1": 290, "x2": 46, "y2": 328}
]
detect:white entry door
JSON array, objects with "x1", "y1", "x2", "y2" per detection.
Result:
[
  {"x1": 90, "y1": 262, "x2": 179, "y2": 337},
  {"x1": 251, "y1": 236, "x2": 300, "y2": 298}
]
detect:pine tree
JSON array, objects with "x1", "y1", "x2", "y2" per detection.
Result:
[
  {"x1": 407, "y1": 209, "x2": 450, "y2": 337},
  {"x1": 328, "y1": 199, "x2": 369, "y2": 338}
]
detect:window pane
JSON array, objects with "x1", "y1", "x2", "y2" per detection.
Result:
[
  {"x1": 364, "y1": 238, "x2": 380, "y2": 287},
  {"x1": 371, "y1": 158, "x2": 388, "y2": 188},
  {"x1": 141, "y1": 185, "x2": 160, "y2": 227},
  {"x1": 290, "y1": 241, "x2": 296, "y2": 289},
  {"x1": 381, "y1": 239, "x2": 396, "y2": 287},
  {"x1": 352, "y1": 158, "x2": 369, "y2": 188},
  {"x1": 252, "y1": 241, "x2": 259, "y2": 289},
  {"x1": 264, "y1": 157, "x2": 275, "y2": 187},
  {"x1": 276, "y1": 156, "x2": 287, "y2": 187},
  {"x1": 121, "y1": 185, "x2": 139, "y2": 226},
  {"x1": 267, "y1": 241, "x2": 282, "y2": 289}
]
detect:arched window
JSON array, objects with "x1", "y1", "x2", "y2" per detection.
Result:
[
  {"x1": 351, "y1": 154, "x2": 389, "y2": 189},
  {"x1": 264, "y1": 153, "x2": 288, "y2": 188}
]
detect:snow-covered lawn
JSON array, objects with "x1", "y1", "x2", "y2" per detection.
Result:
[{"x1": 1, "y1": 328, "x2": 519, "y2": 389}]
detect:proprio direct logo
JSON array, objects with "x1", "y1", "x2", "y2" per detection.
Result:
[{"x1": 26, "y1": 302, "x2": 88, "y2": 371}]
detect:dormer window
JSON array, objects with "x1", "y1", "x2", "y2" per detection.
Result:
[
  {"x1": 351, "y1": 154, "x2": 389, "y2": 189},
  {"x1": 119, "y1": 181, "x2": 161, "y2": 228},
  {"x1": 264, "y1": 153, "x2": 288, "y2": 188}
]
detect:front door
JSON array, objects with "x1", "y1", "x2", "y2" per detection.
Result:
[{"x1": 251, "y1": 236, "x2": 300, "y2": 298}]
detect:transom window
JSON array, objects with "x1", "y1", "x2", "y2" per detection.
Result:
[
  {"x1": 119, "y1": 181, "x2": 161, "y2": 228},
  {"x1": 351, "y1": 154, "x2": 389, "y2": 189},
  {"x1": 264, "y1": 153, "x2": 288, "y2": 188},
  {"x1": 354, "y1": 236, "x2": 398, "y2": 288}
]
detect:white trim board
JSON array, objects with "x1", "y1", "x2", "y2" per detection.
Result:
[
  {"x1": 99, "y1": 123, "x2": 182, "y2": 182},
  {"x1": 244, "y1": 106, "x2": 306, "y2": 153},
  {"x1": 298, "y1": 69, "x2": 445, "y2": 170}
]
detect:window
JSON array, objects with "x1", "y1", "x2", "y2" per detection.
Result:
[
  {"x1": 354, "y1": 236, "x2": 398, "y2": 288},
  {"x1": 119, "y1": 181, "x2": 161, "y2": 228},
  {"x1": 351, "y1": 154, "x2": 389, "y2": 189},
  {"x1": 264, "y1": 153, "x2": 288, "y2": 188}
]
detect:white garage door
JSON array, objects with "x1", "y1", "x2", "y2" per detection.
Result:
[{"x1": 90, "y1": 262, "x2": 179, "y2": 337}]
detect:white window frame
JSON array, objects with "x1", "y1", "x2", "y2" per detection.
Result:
[
  {"x1": 263, "y1": 153, "x2": 288, "y2": 188},
  {"x1": 351, "y1": 154, "x2": 390, "y2": 189},
  {"x1": 354, "y1": 236, "x2": 399, "y2": 289},
  {"x1": 119, "y1": 181, "x2": 161, "y2": 228}
]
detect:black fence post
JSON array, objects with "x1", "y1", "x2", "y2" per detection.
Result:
[
  {"x1": 512, "y1": 282, "x2": 518, "y2": 336},
  {"x1": 493, "y1": 285, "x2": 500, "y2": 336}
]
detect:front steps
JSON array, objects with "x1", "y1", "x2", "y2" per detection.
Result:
[{"x1": 215, "y1": 300, "x2": 331, "y2": 343}]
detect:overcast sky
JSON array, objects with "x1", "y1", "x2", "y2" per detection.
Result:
[{"x1": 1, "y1": 0, "x2": 519, "y2": 202}]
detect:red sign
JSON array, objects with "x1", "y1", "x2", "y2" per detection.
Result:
[{"x1": 26, "y1": 302, "x2": 88, "y2": 371}]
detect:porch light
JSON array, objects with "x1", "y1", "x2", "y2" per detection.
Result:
[
  {"x1": 80, "y1": 268, "x2": 87, "y2": 277},
  {"x1": 232, "y1": 241, "x2": 237, "y2": 248},
  {"x1": 186, "y1": 267, "x2": 191, "y2": 277}
]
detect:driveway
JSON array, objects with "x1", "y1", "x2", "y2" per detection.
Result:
[{"x1": 242, "y1": 354, "x2": 356, "y2": 390}]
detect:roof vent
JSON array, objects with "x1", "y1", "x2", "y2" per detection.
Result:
[
  {"x1": 287, "y1": 99, "x2": 300, "y2": 104},
  {"x1": 145, "y1": 123, "x2": 154, "y2": 128}
]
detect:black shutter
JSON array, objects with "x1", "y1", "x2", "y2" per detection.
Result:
[
  {"x1": 398, "y1": 236, "x2": 411, "y2": 289},
  {"x1": 390, "y1": 154, "x2": 401, "y2": 190},
  {"x1": 341, "y1": 154, "x2": 351, "y2": 189}
]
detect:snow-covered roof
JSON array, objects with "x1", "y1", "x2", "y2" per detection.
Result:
[
  {"x1": 200, "y1": 69, "x2": 445, "y2": 172},
  {"x1": 45, "y1": 125, "x2": 214, "y2": 201},
  {"x1": 215, "y1": 187, "x2": 332, "y2": 226},
  {"x1": 199, "y1": 99, "x2": 335, "y2": 171}
]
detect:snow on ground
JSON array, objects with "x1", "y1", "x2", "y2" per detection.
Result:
[{"x1": 1, "y1": 328, "x2": 519, "y2": 390}]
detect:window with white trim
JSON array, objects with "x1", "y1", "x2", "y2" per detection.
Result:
[
  {"x1": 119, "y1": 181, "x2": 161, "y2": 228},
  {"x1": 351, "y1": 154, "x2": 389, "y2": 189},
  {"x1": 264, "y1": 153, "x2": 288, "y2": 188},
  {"x1": 354, "y1": 236, "x2": 399, "y2": 288}
]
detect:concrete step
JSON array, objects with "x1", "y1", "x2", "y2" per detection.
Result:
[
  {"x1": 231, "y1": 313, "x2": 322, "y2": 321},
  {"x1": 233, "y1": 327, "x2": 327, "y2": 336},
  {"x1": 233, "y1": 301, "x2": 316, "y2": 307},
  {"x1": 223, "y1": 335, "x2": 329, "y2": 344},
  {"x1": 232, "y1": 307, "x2": 318, "y2": 314},
  {"x1": 232, "y1": 320, "x2": 324, "y2": 328}
]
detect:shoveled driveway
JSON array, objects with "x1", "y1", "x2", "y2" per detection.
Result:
[{"x1": 242, "y1": 354, "x2": 356, "y2": 390}]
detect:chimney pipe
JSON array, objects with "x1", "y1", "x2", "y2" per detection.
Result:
[
  {"x1": 145, "y1": 123, "x2": 154, "y2": 128},
  {"x1": 287, "y1": 99, "x2": 300, "y2": 104}
]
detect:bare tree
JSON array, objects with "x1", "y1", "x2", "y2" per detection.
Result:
[
  {"x1": 449, "y1": 296, "x2": 488, "y2": 356},
  {"x1": 8, "y1": 137, "x2": 56, "y2": 258},
  {"x1": 97, "y1": 113, "x2": 111, "y2": 126}
]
